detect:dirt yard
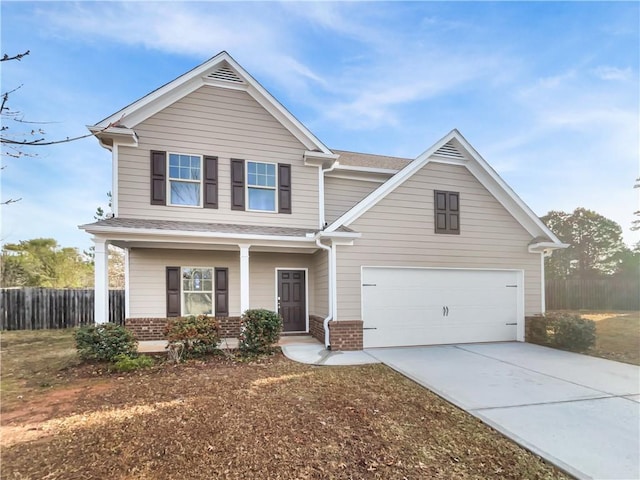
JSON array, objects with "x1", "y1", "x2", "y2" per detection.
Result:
[{"x1": 0, "y1": 329, "x2": 569, "y2": 480}]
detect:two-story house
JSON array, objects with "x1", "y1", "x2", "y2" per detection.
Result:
[{"x1": 81, "y1": 51, "x2": 566, "y2": 351}]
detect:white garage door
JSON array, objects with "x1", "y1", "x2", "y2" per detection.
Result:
[{"x1": 362, "y1": 267, "x2": 521, "y2": 348}]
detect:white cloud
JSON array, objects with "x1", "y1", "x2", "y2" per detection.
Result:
[{"x1": 593, "y1": 65, "x2": 633, "y2": 81}]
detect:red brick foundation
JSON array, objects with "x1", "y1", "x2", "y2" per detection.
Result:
[
  {"x1": 126, "y1": 316, "x2": 241, "y2": 341},
  {"x1": 126, "y1": 318, "x2": 167, "y2": 341},
  {"x1": 218, "y1": 316, "x2": 241, "y2": 338},
  {"x1": 328, "y1": 320, "x2": 363, "y2": 351},
  {"x1": 309, "y1": 315, "x2": 326, "y2": 344}
]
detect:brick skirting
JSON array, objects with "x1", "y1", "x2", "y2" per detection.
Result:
[
  {"x1": 328, "y1": 320, "x2": 363, "y2": 351},
  {"x1": 126, "y1": 318, "x2": 167, "y2": 341},
  {"x1": 126, "y1": 316, "x2": 242, "y2": 341},
  {"x1": 309, "y1": 315, "x2": 326, "y2": 344}
]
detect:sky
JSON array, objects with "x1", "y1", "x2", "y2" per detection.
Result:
[{"x1": 1, "y1": 1, "x2": 639, "y2": 252}]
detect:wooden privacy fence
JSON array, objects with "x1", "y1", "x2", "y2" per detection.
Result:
[
  {"x1": 546, "y1": 277, "x2": 639, "y2": 311},
  {"x1": 0, "y1": 288, "x2": 125, "y2": 330}
]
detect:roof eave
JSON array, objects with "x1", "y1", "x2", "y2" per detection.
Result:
[{"x1": 78, "y1": 224, "x2": 318, "y2": 243}]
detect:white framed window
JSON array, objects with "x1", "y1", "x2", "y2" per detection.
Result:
[
  {"x1": 168, "y1": 153, "x2": 202, "y2": 207},
  {"x1": 247, "y1": 161, "x2": 277, "y2": 212},
  {"x1": 181, "y1": 267, "x2": 213, "y2": 315}
]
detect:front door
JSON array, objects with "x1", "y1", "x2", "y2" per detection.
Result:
[{"x1": 277, "y1": 270, "x2": 306, "y2": 332}]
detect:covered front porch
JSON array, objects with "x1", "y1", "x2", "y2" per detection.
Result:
[{"x1": 80, "y1": 218, "x2": 359, "y2": 349}]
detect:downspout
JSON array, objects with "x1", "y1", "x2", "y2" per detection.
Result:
[
  {"x1": 318, "y1": 161, "x2": 339, "y2": 229},
  {"x1": 315, "y1": 237, "x2": 332, "y2": 349}
]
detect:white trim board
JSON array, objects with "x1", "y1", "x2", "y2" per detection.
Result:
[
  {"x1": 326, "y1": 129, "x2": 564, "y2": 248},
  {"x1": 91, "y1": 52, "x2": 331, "y2": 154}
]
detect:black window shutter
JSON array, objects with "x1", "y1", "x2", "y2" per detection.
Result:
[
  {"x1": 448, "y1": 192, "x2": 460, "y2": 233},
  {"x1": 278, "y1": 163, "x2": 292, "y2": 214},
  {"x1": 203, "y1": 156, "x2": 218, "y2": 209},
  {"x1": 214, "y1": 268, "x2": 229, "y2": 317},
  {"x1": 434, "y1": 190, "x2": 460, "y2": 234},
  {"x1": 150, "y1": 150, "x2": 167, "y2": 205},
  {"x1": 166, "y1": 266, "x2": 181, "y2": 317},
  {"x1": 230, "y1": 159, "x2": 245, "y2": 211}
]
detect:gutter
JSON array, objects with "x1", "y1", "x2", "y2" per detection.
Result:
[{"x1": 314, "y1": 237, "x2": 333, "y2": 349}]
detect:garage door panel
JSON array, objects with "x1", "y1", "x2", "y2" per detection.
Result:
[{"x1": 362, "y1": 267, "x2": 520, "y2": 348}]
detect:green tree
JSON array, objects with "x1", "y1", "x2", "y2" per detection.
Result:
[
  {"x1": 0, "y1": 238, "x2": 93, "y2": 287},
  {"x1": 541, "y1": 208, "x2": 627, "y2": 279}
]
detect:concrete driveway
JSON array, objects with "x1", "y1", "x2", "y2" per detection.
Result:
[{"x1": 367, "y1": 342, "x2": 640, "y2": 480}]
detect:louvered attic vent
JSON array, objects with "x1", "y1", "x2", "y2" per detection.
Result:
[
  {"x1": 433, "y1": 141, "x2": 466, "y2": 160},
  {"x1": 206, "y1": 63, "x2": 244, "y2": 84}
]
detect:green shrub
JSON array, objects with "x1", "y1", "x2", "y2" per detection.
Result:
[
  {"x1": 549, "y1": 313, "x2": 596, "y2": 352},
  {"x1": 75, "y1": 323, "x2": 137, "y2": 362},
  {"x1": 526, "y1": 316, "x2": 549, "y2": 345},
  {"x1": 164, "y1": 315, "x2": 221, "y2": 358},
  {"x1": 239, "y1": 309, "x2": 282, "y2": 355},
  {"x1": 111, "y1": 354, "x2": 154, "y2": 372}
]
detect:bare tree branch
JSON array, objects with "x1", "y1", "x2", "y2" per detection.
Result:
[{"x1": 0, "y1": 50, "x2": 29, "y2": 62}]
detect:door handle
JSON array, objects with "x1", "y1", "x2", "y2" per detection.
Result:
[
  {"x1": 445, "y1": 306, "x2": 449, "y2": 316},
  {"x1": 443, "y1": 306, "x2": 446, "y2": 316}
]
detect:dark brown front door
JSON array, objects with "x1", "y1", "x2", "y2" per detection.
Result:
[{"x1": 278, "y1": 270, "x2": 306, "y2": 332}]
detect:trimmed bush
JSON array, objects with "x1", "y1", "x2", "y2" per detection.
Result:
[
  {"x1": 111, "y1": 354, "x2": 154, "y2": 372},
  {"x1": 75, "y1": 323, "x2": 138, "y2": 362},
  {"x1": 164, "y1": 315, "x2": 221, "y2": 358},
  {"x1": 526, "y1": 313, "x2": 596, "y2": 352},
  {"x1": 550, "y1": 313, "x2": 596, "y2": 352},
  {"x1": 239, "y1": 309, "x2": 283, "y2": 355},
  {"x1": 526, "y1": 316, "x2": 549, "y2": 345}
]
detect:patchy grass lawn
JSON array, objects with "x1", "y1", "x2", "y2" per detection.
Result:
[
  {"x1": 579, "y1": 311, "x2": 640, "y2": 365},
  {"x1": 1, "y1": 330, "x2": 569, "y2": 480},
  {"x1": 1, "y1": 329, "x2": 82, "y2": 409}
]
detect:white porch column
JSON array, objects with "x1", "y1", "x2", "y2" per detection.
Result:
[
  {"x1": 124, "y1": 247, "x2": 130, "y2": 318},
  {"x1": 239, "y1": 244, "x2": 250, "y2": 314},
  {"x1": 93, "y1": 237, "x2": 109, "y2": 324}
]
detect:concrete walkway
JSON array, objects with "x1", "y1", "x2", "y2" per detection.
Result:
[{"x1": 367, "y1": 342, "x2": 640, "y2": 480}]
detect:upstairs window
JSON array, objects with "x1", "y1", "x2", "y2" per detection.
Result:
[
  {"x1": 247, "y1": 161, "x2": 276, "y2": 212},
  {"x1": 168, "y1": 153, "x2": 202, "y2": 206},
  {"x1": 434, "y1": 190, "x2": 460, "y2": 234}
]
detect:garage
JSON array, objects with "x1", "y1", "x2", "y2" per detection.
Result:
[{"x1": 361, "y1": 267, "x2": 523, "y2": 348}]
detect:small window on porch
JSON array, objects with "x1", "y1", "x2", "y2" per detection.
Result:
[{"x1": 182, "y1": 267, "x2": 213, "y2": 315}]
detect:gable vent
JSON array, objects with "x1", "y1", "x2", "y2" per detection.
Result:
[
  {"x1": 433, "y1": 141, "x2": 466, "y2": 160},
  {"x1": 206, "y1": 63, "x2": 244, "y2": 84}
]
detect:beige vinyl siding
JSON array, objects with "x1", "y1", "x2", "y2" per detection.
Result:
[
  {"x1": 128, "y1": 248, "x2": 240, "y2": 318},
  {"x1": 324, "y1": 176, "x2": 382, "y2": 224},
  {"x1": 249, "y1": 252, "x2": 316, "y2": 315},
  {"x1": 335, "y1": 161, "x2": 542, "y2": 320},
  {"x1": 311, "y1": 249, "x2": 329, "y2": 317},
  {"x1": 118, "y1": 86, "x2": 319, "y2": 228}
]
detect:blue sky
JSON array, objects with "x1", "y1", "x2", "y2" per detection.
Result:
[{"x1": 1, "y1": 1, "x2": 639, "y2": 251}]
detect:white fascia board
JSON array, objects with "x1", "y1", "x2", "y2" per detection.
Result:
[
  {"x1": 326, "y1": 128, "x2": 566, "y2": 247},
  {"x1": 304, "y1": 151, "x2": 339, "y2": 168},
  {"x1": 452, "y1": 132, "x2": 565, "y2": 245},
  {"x1": 87, "y1": 126, "x2": 138, "y2": 149},
  {"x1": 78, "y1": 225, "x2": 318, "y2": 244},
  {"x1": 319, "y1": 231, "x2": 361, "y2": 239},
  {"x1": 333, "y1": 165, "x2": 399, "y2": 175},
  {"x1": 325, "y1": 130, "x2": 457, "y2": 232},
  {"x1": 528, "y1": 242, "x2": 570, "y2": 253},
  {"x1": 93, "y1": 51, "x2": 331, "y2": 154}
]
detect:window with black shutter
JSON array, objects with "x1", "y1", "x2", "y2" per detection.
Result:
[{"x1": 434, "y1": 190, "x2": 460, "y2": 234}]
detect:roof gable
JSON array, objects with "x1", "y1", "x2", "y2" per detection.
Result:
[
  {"x1": 91, "y1": 51, "x2": 331, "y2": 153},
  {"x1": 325, "y1": 129, "x2": 563, "y2": 246}
]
